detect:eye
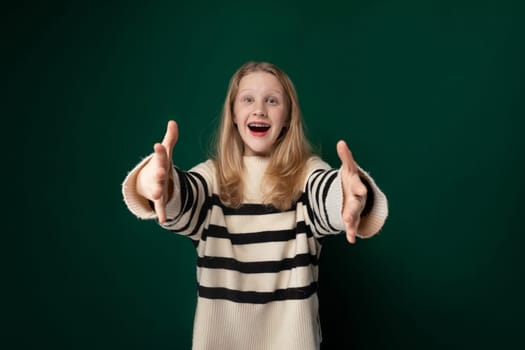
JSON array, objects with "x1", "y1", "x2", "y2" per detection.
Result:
[
  {"x1": 266, "y1": 97, "x2": 279, "y2": 105},
  {"x1": 241, "y1": 96, "x2": 254, "y2": 103}
]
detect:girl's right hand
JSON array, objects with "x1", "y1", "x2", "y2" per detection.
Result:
[{"x1": 136, "y1": 120, "x2": 179, "y2": 224}]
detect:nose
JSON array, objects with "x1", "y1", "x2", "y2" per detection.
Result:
[{"x1": 252, "y1": 101, "x2": 267, "y2": 117}]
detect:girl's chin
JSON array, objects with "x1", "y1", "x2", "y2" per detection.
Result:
[{"x1": 243, "y1": 145, "x2": 273, "y2": 157}]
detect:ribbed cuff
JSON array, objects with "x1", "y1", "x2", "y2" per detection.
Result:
[
  {"x1": 122, "y1": 154, "x2": 157, "y2": 219},
  {"x1": 121, "y1": 154, "x2": 181, "y2": 221},
  {"x1": 356, "y1": 167, "x2": 388, "y2": 238}
]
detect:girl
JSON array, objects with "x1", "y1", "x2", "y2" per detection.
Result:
[{"x1": 122, "y1": 61, "x2": 388, "y2": 350}]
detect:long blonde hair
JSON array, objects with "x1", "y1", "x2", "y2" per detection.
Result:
[{"x1": 214, "y1": 61, "x2": 312, "y2": 210}]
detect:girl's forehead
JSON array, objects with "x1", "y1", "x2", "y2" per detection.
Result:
[{"x1": 238, "y1": 72, "x2": 284, "y2": 92}]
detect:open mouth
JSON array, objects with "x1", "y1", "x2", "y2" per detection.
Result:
[{"x1": 248, "y1": 123, "x2": 271, "y2": 133}]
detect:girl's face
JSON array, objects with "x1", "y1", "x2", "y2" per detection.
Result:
[{"x1": 233, "y1": 72, "x2": 289, "y2": 157}]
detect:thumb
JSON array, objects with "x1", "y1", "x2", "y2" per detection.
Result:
[
  {"x1": 162, "y1": 120, "x2": 179, "y2": 160},
  {"x1": 336, "y1": 140, "x2": 358, "y2": 174}
]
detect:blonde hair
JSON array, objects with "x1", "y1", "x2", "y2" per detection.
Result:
[{"x1": 214, "y1": 61, "x2": 312, "y2": 210}]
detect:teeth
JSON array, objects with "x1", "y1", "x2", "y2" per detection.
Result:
[{"x1": 248, "y1": 123, "x2": 270, "y2": 127}]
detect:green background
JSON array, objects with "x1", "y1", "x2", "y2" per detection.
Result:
[{"x1": 6, "y1": 0, "x2": 524, "y2": 349}]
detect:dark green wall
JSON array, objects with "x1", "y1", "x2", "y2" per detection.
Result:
[{"x1": 7, "y1": 0, "x2": 524, "y2": 349}]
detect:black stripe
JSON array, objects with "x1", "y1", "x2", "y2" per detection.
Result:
[
  {"x1": 202, "y1": 221, "x2": 312, "y2": 244},
  {"x1": 197, "y1": 253, "x2": 318, "y2": 273},
  {"x1": 166, "y1": 172, "x2": 211, "y2": 237},
  {"x1": 198, "y1": 282, "x2": 318, "y2": 304},
  {"x1": 301, "y1": 191, "x2": 317, "y2": 236},
  {"x1": 310, "y1": 169, "x2": 324, "y2": 177},
  {"x1": 177, "y1": 167, "x2": 194, "y2": 215},
  {"x1": 306, "y1": 170, "x2": 328, "y2": 234},
  {"x1": 321, "y1": 170, "x2": 339, "y2": 232},
  {"x1": 303, "y1": 172, "x2": 333, "y2": 240},
  {"x1": 312, "y1": 170, "x2": 334, "y2": 233},
  {"x1": 164, "y1": 169, "x2": 198, "y2": 226}
]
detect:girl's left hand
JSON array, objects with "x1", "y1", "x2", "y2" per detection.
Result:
[{"x1": 336, "y1": 140, "x2": 368, "y2": 244}]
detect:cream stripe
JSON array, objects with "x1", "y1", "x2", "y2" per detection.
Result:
[
  {"x1": 208, "y1": 205, "x2": 226, "y2": 226},
  {"x1": 192, "y1": 296, "x2": 320, "y2": 350},
  {"x1": 224, "y1": 210, "x2": 298, "y2": 233},
  {"x1": 197, "y1": 265, "x2": 318, "y2": 293},
  {"x1": 201, "y1": 235, "x2": 320, "y2": 262}
]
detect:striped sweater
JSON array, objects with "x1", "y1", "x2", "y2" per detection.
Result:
[{"x1": 122, "y1": 156, "x2": 388, "y2": 350}]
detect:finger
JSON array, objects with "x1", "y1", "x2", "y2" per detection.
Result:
[
  {"x1": 153, "y1": 142, "x2": 168, "y2": 167},
  {"x1": 336, "y1": 140, "x2": 358, "y2": 174},
  {"x1": 154, "y1": 198, "x2": 167, "y2": 224},
  {"x1": 344, "y1": 213, "x2": 360, "y2": 244},
  {"x1": 351, "y1": 178, "x2": 368, "y2": 198},
  {"x1": 346, "y1": 226, "x2": 357, "y2": 244},
  {"x1": 346, "y1": 229, "x2": 356, "y2": 244},
  {"x1": 151, "y1": 143, "x2": 168, "y2": 193},
  {"x1": 162, "y1": 120, "x2": 179, "y2": 160},
  {"x1": 152, "y1": 145, "x2": 168, "y2": 223},
  {"x1": 342, "y1": 201, "x2": 362, "y2": 244},
  {"x1": 147, "y1": 143, "x2": 169, "y2": 201}
]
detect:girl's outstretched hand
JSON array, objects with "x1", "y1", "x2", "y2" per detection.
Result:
[
  {"x1": 137, "y1": 120, "x2": 179, "y2": 224},
  {"x1": 336, "y1": 140, "x2": 368, "y2": 244}
]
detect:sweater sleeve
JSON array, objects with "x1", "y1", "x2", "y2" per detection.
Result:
[
  {"x1": 121, "y1": 156, "x2": 214, "y2": 242},
  {"x1": 355, "y1": 167, "x2": 388, "y2": 238},
  {"x1": 121, "y1": 154, "x2": 157, "y2": 219},
  {"x1": 303, "y1": 157, "x2": 388, "y2": 239}
]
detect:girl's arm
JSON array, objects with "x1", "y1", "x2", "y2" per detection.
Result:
[
  {"x1": 135, "y1": 120, "x2": 179, "y2": 224},
  {"x1": 336, "y1": 140, "x2": 389, "y2": 242},
  {"x1": 305, "y1": 142, "x2": 388, "y2": 243},
  {"x1": 121, "y1": 120, "x2": 178, "y2": 220},
  {"x1": 121, "y1": 121, "x2": 213, "y2": 243}
]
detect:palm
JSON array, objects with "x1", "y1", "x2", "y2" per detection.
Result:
[
  {"x1": 137, "y1": 120, "x2": 179, "y2": 224},
  {"x1": 336, "y1": 140, "x2": 367, "y2": 244}
]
